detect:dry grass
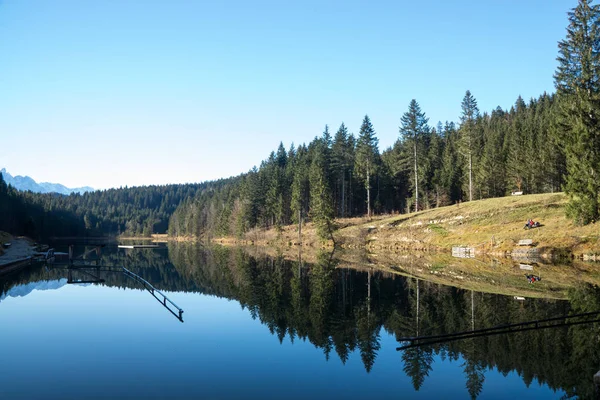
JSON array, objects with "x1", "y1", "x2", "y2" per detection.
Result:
[
  {"x1": 335, "y1": 193, "x2": 600, "y2": 257},
  {"x1": 211, "y1": 193, "x2": 600, "y2": 257}
]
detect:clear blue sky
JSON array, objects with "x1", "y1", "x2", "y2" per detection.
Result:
[{"x1": 0, "y1": 0, "x2": 571, "y2": 189}]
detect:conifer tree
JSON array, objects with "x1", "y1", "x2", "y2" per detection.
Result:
[
  {"x1": 478, "y1": 108, "x2": 507, "y2": 198},
  {"x1": 554, "y1": 0, "x2": 600, "y2": 224},
  {"x1": 309, "y1": 135, "x2": 334, "y2": 241},
  {"x1": 399, "y1": 99, "x2": 430, "y2": 212},
  {"x1": 427, "y1": 124, "x2": 444, "y2": 207},
  {"x1": 331, "y1": 123, "x2": 354, "y2": 217},
  {"x1": 440, "y1": 122, "x2": 462, "y2": 204},
  {"x1": 291, "y1": 145, "x2": 310, "y2": 226},
  {"x1": 458, "y1": 91, "x2": 481, "y2": 201},
  {"x1": 355, "y1": 115, "x2": 380, "y2": 218}
]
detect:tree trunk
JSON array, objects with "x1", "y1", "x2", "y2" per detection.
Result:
[
  {"x1": 471, "y1": 290, "x2": 475, "y2": 331},
  {"x1": 298, "y1": 209, "x2": 302, "y2": 244},
  {"x1": 349, "y1": 170, "x2": 353, "y2": 217},
  {"x1": 366, "y1": 164, "x2": 371, "y2": 218},
  {"x1": 416, "y1": 278, "x2": 420, "y2": 337},
  {"x1": 469, "y1": 152, "x2": 473, "y2": 202},
  {"x1": 341, "y1": 171, "x2": 345, "y2": 218},
  {"x1": 367, "y1": 269, "x2": 371, "y2": 319},
  {"x1": 414, "y1": 141, "x2": 419, "y2": 212}
]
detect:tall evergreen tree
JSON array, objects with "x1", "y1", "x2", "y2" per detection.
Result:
[
  {"x1": 440, "y1": 122, "x2": 462, "y2": 204},
  {"x1": 427, "y1": 124, "x2": 445, "y2": 207},
  {"x1": 331, "y1": 123, "x2": 354, "y2": 218},
  {"x1": 399, "y1": 99, "x2": 430, "y2": 212},
  {"x1": 309, "y1": 132, "x2": 335, "y2": 241},
  {"x1": 291, "y1": 145, "x2": 310, "y2": 226},
  {"x1": 554, "y1": 0, "x2": 600, "y2": 224},
  {"x1": 459, "y1": 90, "x2": 481, "y2": 202},
  {"x1": 478, "y1": 109, "x2": 507, "y2": 198},
  {"x1": 355, "y1": 115, "x2": 380, "y2": 218}
]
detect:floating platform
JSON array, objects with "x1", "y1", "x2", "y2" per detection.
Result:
[{"x1": 118, "y1": 245, "x2": 160, "y2": 249}]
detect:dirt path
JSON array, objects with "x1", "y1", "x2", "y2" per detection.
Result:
[{"x1": 0, "y1": 238, "x2": 35, "y2": 266}]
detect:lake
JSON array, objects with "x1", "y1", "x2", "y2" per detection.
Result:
[{"x1": 0, "y1": 243, "x2": 598, "y2": 399}]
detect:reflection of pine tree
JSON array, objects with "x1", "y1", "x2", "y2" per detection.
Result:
[
  {"x1": 398, "y1": 277, "x2": 435, "y2": 390},
  {"x1": 402, "y1": 347, "x2": 434, "y2": 391},
  {"x1": 564, "y1": 284, "x2": 600, "y2": 399},
  {"x1": 463, "y1": 356, "x2": 485, "y2": 400},
  {"x1": 290, "y1": 257, "x2": 310, "y2": 343},
  {"x1": 309, "y1": 251, "x2": 336, "y2": 354},
  {"x1": 331, "y1": 268, "x2": 357, "y2": 364},
  {"x1": 355, "y1": 302, "x2": 381, "y2": 373}
]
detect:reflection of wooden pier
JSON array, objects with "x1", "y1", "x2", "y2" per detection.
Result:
[
  {"x1": 397, "y1": 310, "x2": 600, "y2": 350},
  {"x1": 123, "y1": 267, "x2": 183, "y2": 322},
  {"x1": 51, "y1": 245, "x2": 184, "y2": 322}
]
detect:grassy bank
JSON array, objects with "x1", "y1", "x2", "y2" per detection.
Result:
[
  {"x1": 237, "y1": 244, "x2": 600, "y2": 300},
  {"x1": 338, "y1": 192, "x2": 600, "y2": 257},
  {"x1": 212, "y1": 193, "x2": 600, "y2": 258}
]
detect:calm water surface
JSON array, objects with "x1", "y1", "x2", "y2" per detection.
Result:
[{"x1": 1, "y1": 244, "x2": 598, "y2": 399}]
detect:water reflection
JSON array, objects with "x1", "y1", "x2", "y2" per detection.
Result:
[{"x1": 0, "y1": 244, "x2": 598, "y2": 398}]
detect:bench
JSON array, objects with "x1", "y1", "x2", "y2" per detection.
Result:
[{"x1": 518, "y1": 239, "x2": 533, "y2": 246}]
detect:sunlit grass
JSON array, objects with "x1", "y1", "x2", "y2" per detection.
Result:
[{"x1": 337, "y1": 193, "x2": 600, "y2": 256}]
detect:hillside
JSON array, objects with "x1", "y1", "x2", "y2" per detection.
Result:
[
  {"x1": 216, "y1": 192, "x2": 600, "y2": 258},
  {"x1": 338, "y1": 192, "x2": 599, "y2": 257}
]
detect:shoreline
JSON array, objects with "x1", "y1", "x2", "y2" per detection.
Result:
[{"x1": 164, "y1": 193, "x2": 600, "y2": 261}]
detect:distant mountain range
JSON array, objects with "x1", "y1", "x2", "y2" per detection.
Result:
[{"x1": 1, "y1": 168, "x2": 94, "y2": 195}]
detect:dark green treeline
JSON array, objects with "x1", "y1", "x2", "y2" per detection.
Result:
[
  {"x1": 0, "y1": 172, "x2": 207, "y2": 238},
  {"x1": 3, "y1": 245, "x2": 598, "y2": 398},
  {"x1": 170, "y1": 92, "x2": 566, "y2": 238},
  {"x1": 0, "y1": 173, "x2": 86, "y2": 238}
]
